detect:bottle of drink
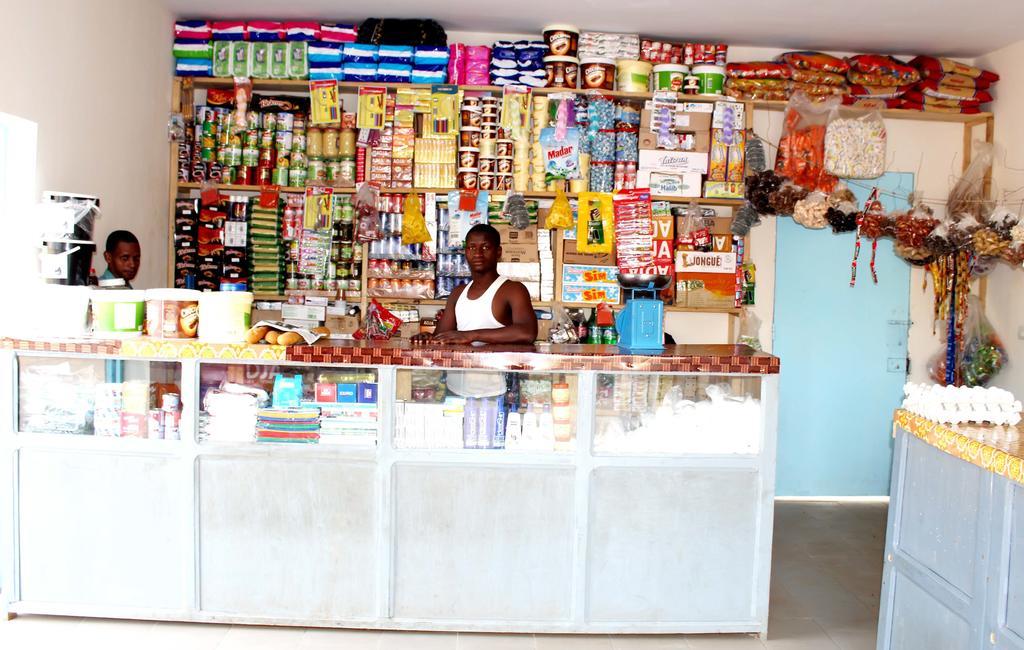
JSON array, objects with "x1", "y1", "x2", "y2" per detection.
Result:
[
  {"x1": 577, "y1": 312, "x2": 589, "y2": 343},
  {"x1": 587, "y1": 310, "x2": 600, "y2": 344}
]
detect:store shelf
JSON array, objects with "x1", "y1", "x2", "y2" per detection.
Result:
[
  {"x1": 176, "y1": 182, "x2": 744, "y2": 206},
  {"x1": 752, "y1": 100, "x2": 993, "y2": 124},
  {"x1": 560, "y1": 302, "x2": 742, "y2": 315},
  {"x1": 184, "y1": 76, "x2": 727, "y2": 103}
]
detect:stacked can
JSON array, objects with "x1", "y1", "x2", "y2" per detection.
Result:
[
  {"x1": 237, "y1": 111, "x2": 260, "y2": 185},
  {"x1": 614, "y1": 100, "x2": 640, "y2": 191},
  {"x1": 331, "y1": 195, "x2": 362, "y2": 301},
  {"x1": 529, "y1": 95, "x2": 549, "y2": 191},
  {"x1": 587, "y1": 95, "x2": 616, "y2": 192},
  {"x1": 288, "y1": 114, "x2": 309, "y2": 188},
  {"x1": 458, "y1": 96, "x2": 481, "y2": 189},
  {"x1": 192, "y1": 107, "x2": 226, "y2": 183},
  {"x1": 214, "y1": 109, "x2": 242, "y2": 184}
]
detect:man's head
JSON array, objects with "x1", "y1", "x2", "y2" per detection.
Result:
[
  {"x1": 103, "y1": 230, "x2": 141, "y2": 282},
  {"x1": 464, "y1": 224, "x2": 501, "y2": 275}
]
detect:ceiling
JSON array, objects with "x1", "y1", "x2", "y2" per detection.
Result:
[{"x1": 163, "y1": 0, "x2": 1023, "y2": 58}]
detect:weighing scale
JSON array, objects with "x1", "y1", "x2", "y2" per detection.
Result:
[{"x1": 614, "y1": 273, "x2": 672, "y2": 353}]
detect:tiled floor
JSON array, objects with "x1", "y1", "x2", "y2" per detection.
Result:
[{"x1": 0, "y1": 501, "x2": 886, "y2": 649}]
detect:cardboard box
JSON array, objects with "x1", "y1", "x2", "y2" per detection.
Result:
[
  {"x1": 637, "y1": 169, "x2": 702, "y2": 197},
  {"x1": 638, "y1": 150, "x2": 709, "y2": 174},
  {"x1": 674, "y1": 216, "x2": 735, "y2": 252},
  {"x1": 357, "y1": 382, "x2": 378, "y2": 404},
  {"x1": 561, "y1": 284, "x2": 622, "y2": 305},
  {"x1": 639, "y1": 130, "x2": 711, "y2": 153},
  {"x1": 562, "y1": 264, "x2": 618, "y2": 286},
  {"x1": 282, "y1": 304, "x2": 326, "y2": 321},
  {"x1": 336, "y1": 383, "x2": 358, "y2": 403},
  {"x1": 675, "y1": 250, "x2": 739, "y2": 309},
  {"x1": 316, "y1": 383, "x2": 337, "y2": 403},
  {"x1": 703, "y1": 181, "x2": 745, "y2": 199},
  {"x1": 494, "y1": 224, "x2": 539, "y2": 263},
  {"x1": 326, "y1": 315, "x2": 360, "y2": 335},
  {"x1": 641, "y1": 103, "x2": 714, "y2": 132},
  {"x1": 562, "y1": 238, "x2": 616, "y2": 266}
]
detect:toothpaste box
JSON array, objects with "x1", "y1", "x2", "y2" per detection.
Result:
[
  {"x1": 675, "y1": 250, "x2": 739, "y2": 309},
  {"x1": 560, "y1": 284, "x2": 622, "y2": 305},
  {"x1": 561, "y1": 264, "x2": 619, "y2": 286},
  {"x1": 638, "y1": 150, "x2": 709, "y2": 174}
]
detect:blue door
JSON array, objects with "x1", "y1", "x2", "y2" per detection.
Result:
[{"x1": 774, "y1": 173, "x2": 914, "y2": 496}]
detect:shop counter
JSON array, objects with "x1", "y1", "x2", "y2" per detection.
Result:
[
  {"x1": 1, "y1": 337, "x2": 779, "y2": 636},
  {"x1": 879, "y1": 411, "x2": 1024, "y2": 649}
]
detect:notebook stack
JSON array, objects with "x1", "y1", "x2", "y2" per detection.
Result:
[{"x1": 256, "y1": 408, "x2": 321, "y2": 443}]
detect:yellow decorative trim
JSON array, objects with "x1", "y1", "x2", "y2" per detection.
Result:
[
  {"x1": 120, "y1": 338, "x2": 285, "y2": 361},
  {"x1": 895, "y1": 409, "x2": 1024, "y2": 487}
]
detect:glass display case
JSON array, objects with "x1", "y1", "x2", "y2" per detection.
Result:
[
  {"x1": 17, "y1": 355, "x2": 181, "y2": 439},
  {"x1": 198, "y1": 362, "x2": 379, "y2": 446},
  {"x1": 593, "y1": 373, "x2": 763, "y2": 455},
  {"x1": 394, "y1": 369, "x2": 579, "y2": 451}
]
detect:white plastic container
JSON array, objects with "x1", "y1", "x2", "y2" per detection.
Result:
[
  {"x1": 616, "y1": 59, "x2": 653, "y2": 93},
  {"x1": 91, "y1": 289, "x2": 147, "y2": 337},
  {"x1": 198, "y1": 291, "x2": 253, "y2": 343},
  {"x1": 5, "y1": 284, "x2": 92, "y2": 338},
  {"x1": 652, "y1": 63, "x2": 689, "y2": 91},
  {"x1": 693, "y1": 64, "x2": 726, "y2": 95}
]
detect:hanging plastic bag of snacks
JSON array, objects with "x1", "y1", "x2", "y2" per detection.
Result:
[
  {"x1": 353, "y1": 299, "x2": 404, "y2": 340},
  {"x1": 774, "y1": 93, "x2": 840, "y2": 193},
  {"x1": 792, "y1": 191, "x2": 829, "y2": 229},
  {"x1": 958, "y1": 295, "x2": 1008, "y2": 386},
  {"x1": 401, "y1": 192, "x2": 431, "y2": 245},
  {"x1": 825, "y1": 108, "x2": 887, "y2": 179},
  {"x1": 354, "y1": 182, "x2": 382, "y2": 242},
  {"x1": 502, "y1": 192, "x2": 531, "y2": 230},
  {"x1": 545, "y1": 187, "x2": 573, "y2": 229}
]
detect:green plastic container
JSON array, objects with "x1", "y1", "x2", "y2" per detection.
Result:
[{"x1": 91, "y1": 290, "x2": 146, "y2": 337}]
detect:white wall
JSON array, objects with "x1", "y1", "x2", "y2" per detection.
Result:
[
  {"x1": 0, "y1": 0, "x2": 173, "y2": 289},
  {"x1": 976, "y1": 42, "x2": 1024, "y2": 397}
]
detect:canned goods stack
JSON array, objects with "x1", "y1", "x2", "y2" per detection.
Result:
[
  {"x1": 331, "y1": 195, "x2": 362, "y2": 302},
  {"x1": 367, "y1": 193, "x2": 435, "y2": 299}
]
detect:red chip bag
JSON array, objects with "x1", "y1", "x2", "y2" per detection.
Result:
[
  {"x1": 916, "y1": 80, "x2": 992, "y2": 103},
  {"x1": 791, "y1": 68, "x2": 847, "y2": 86},
  {"x1": 848, "y1": 70, "x2": 912, "y2": 87},
  {"x1": 791, "y1": 82, "x2": 847, "y2": 96},
  {"x1": 899, "y1": 101, "x2": 983, "y2": 115},
  {"x1": 842, "y1": 97, "x2": 902, "y2": 109},
  {"x1": 908, "y1": 56, "x2": 999, "y2": 83},
  {"x1": 847, "y1": 84, "x2": 912, "y2": 99},
  {"x1": 930, "y1": 73, "x2": 992, "y2": 90},
  {"x1": 726, "y1": 61, "x2": 791, "y2": 79},
  {"x1": 901, "y1": 91, "x2": 981, "y2": 110},
  {"x1": 846, "y1": 55, "x2": 920, "y2": 84},
  {"x1": 778, "y1": 51, "x2": 850, "y2": 74}
]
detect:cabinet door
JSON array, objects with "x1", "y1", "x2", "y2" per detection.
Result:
[
  {"x1": 587, "y1": 466, "x2": 760, "y2": 623},
  {"x1": 18, "y1": 449, "x2": 185, "y2": 609},
  {"x1": 198, "y1": 455, "x2": 378, "y2": 619}
]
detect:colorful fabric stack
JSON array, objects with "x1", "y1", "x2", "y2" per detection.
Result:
[
  {"x1": 174, "y1": 21, "x2": 213, "y2": 77},
  {"x1": 212, "y1": 21, "x2": 247, "y2": 41},
  {"x1": 379, "y1": 45, "x2": 414, "y2": 82},
  {"x1": 284, "y1": 21, "x2": 320, "y2": 41},
  {"x1": 843, "y1": 55, "x2": 919, "y2": 109},
  {"x1": 247, "y1": 21, "x2": 283, "y2": 41},
  {"x1": 903, "y1": 57, "x2": 999, "y2": 114},
  {"x1": 256, "y1": 408, "x2": 321, "y2": 443},
  {"x1": 249, "y1": 201, "x2": 284, "y2": 294},
  {"x1": 412, "y1": 46, "x2": 449, "y2": 84},
  {"x1": 490, "y1": 41, "x2": 547, "y2": 87},
  {"x1": 308, "y1": 41, "x2": 344, "y2": 80},
  {"x1": 320, "y1": 23, "x2": 358, "y2": 44},
  {"x1": 344, "y1": 43, "x2": 379, "y2": 82}
]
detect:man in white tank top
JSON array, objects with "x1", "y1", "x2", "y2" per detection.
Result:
[{"x1": 413, "y1": 224, "x2": 537, "y2": 346}]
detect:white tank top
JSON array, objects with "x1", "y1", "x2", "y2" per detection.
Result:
[
  {"x1": 447, "y1": 275, "x2": 510, "y2": 399},
  {"x1": 455, "y1": 275, "x2": 508, "y2": 331}
]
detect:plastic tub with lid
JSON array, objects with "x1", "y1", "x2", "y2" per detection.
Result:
[
  {"x1": 145, "y1": 288, "x2": 201, "y2": 338},
  {"x1": 198, "y1": 291, "x2": 253, "y2": 343},
  {"x1": 91, "y1": 289, "x2": 146, "y2": 337}
]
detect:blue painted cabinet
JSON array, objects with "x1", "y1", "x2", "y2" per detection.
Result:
[{"x1": 878, "y1": 427, "x2": 1024, "y2": 649}]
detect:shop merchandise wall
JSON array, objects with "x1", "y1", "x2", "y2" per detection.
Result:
[
  {"x1": 977, "y1": 40, "x2": 1024, "y2": 398},
  {"x1": 0, "y1": 0, "x2": 173, "y2": 290}
]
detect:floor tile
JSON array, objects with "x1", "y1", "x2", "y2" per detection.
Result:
[
  {"x1": 684, "y1": 633, "x2": 764, "y2": 648},
  {"x1": 459, "y1": 632, "x2": 537, "y2": 649},
  {"x1": 821, "y1": 621, "x2": 877, "y2": 650},
  {"x1": 764, "y1": 618, "x2": 838, "y2": 649},
  {"x1": 379, "y1": 630, "x2": 458, "y2": 650},
  {"x1": 535, "y1": 634, "x2": 613, "y2": 649},
  {"x1": 216, "y1": 624, "x2": 307, "y2": 650},
  {"x1": 146, "y1": 621, "x2": 230, "y2": 650},
  {"x1": 300, "y1": 627, "x2": 382, "y2": 649},
  {"x1": 609, "y1": 634, "x2": 688, "y2": 649}
]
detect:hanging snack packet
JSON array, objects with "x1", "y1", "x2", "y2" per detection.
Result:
[
  {"x1": 824, "y1": 109, "x2": 887, "y2": 179},
  {"x1": 502, "y1": 192, "x2": 531, "y2": 230},
  {"x1": 401, "y1": 192, "x2": 431, "y2": 244},
  {"x1": 545, "y1": 187, "x2": 573, "y2": 230},
  {"x1": 354, "y1": 182, "x2": 382, "y2": 242},
  {"x1": 775, "y1": 93, "x2": 840, "y2": 193},
  {"x1": 576, "y1": 192, "x2": 614, "y2": 254},
  {"x1": 353, "y1": 299, "x2": 404, "y2": 340}
]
